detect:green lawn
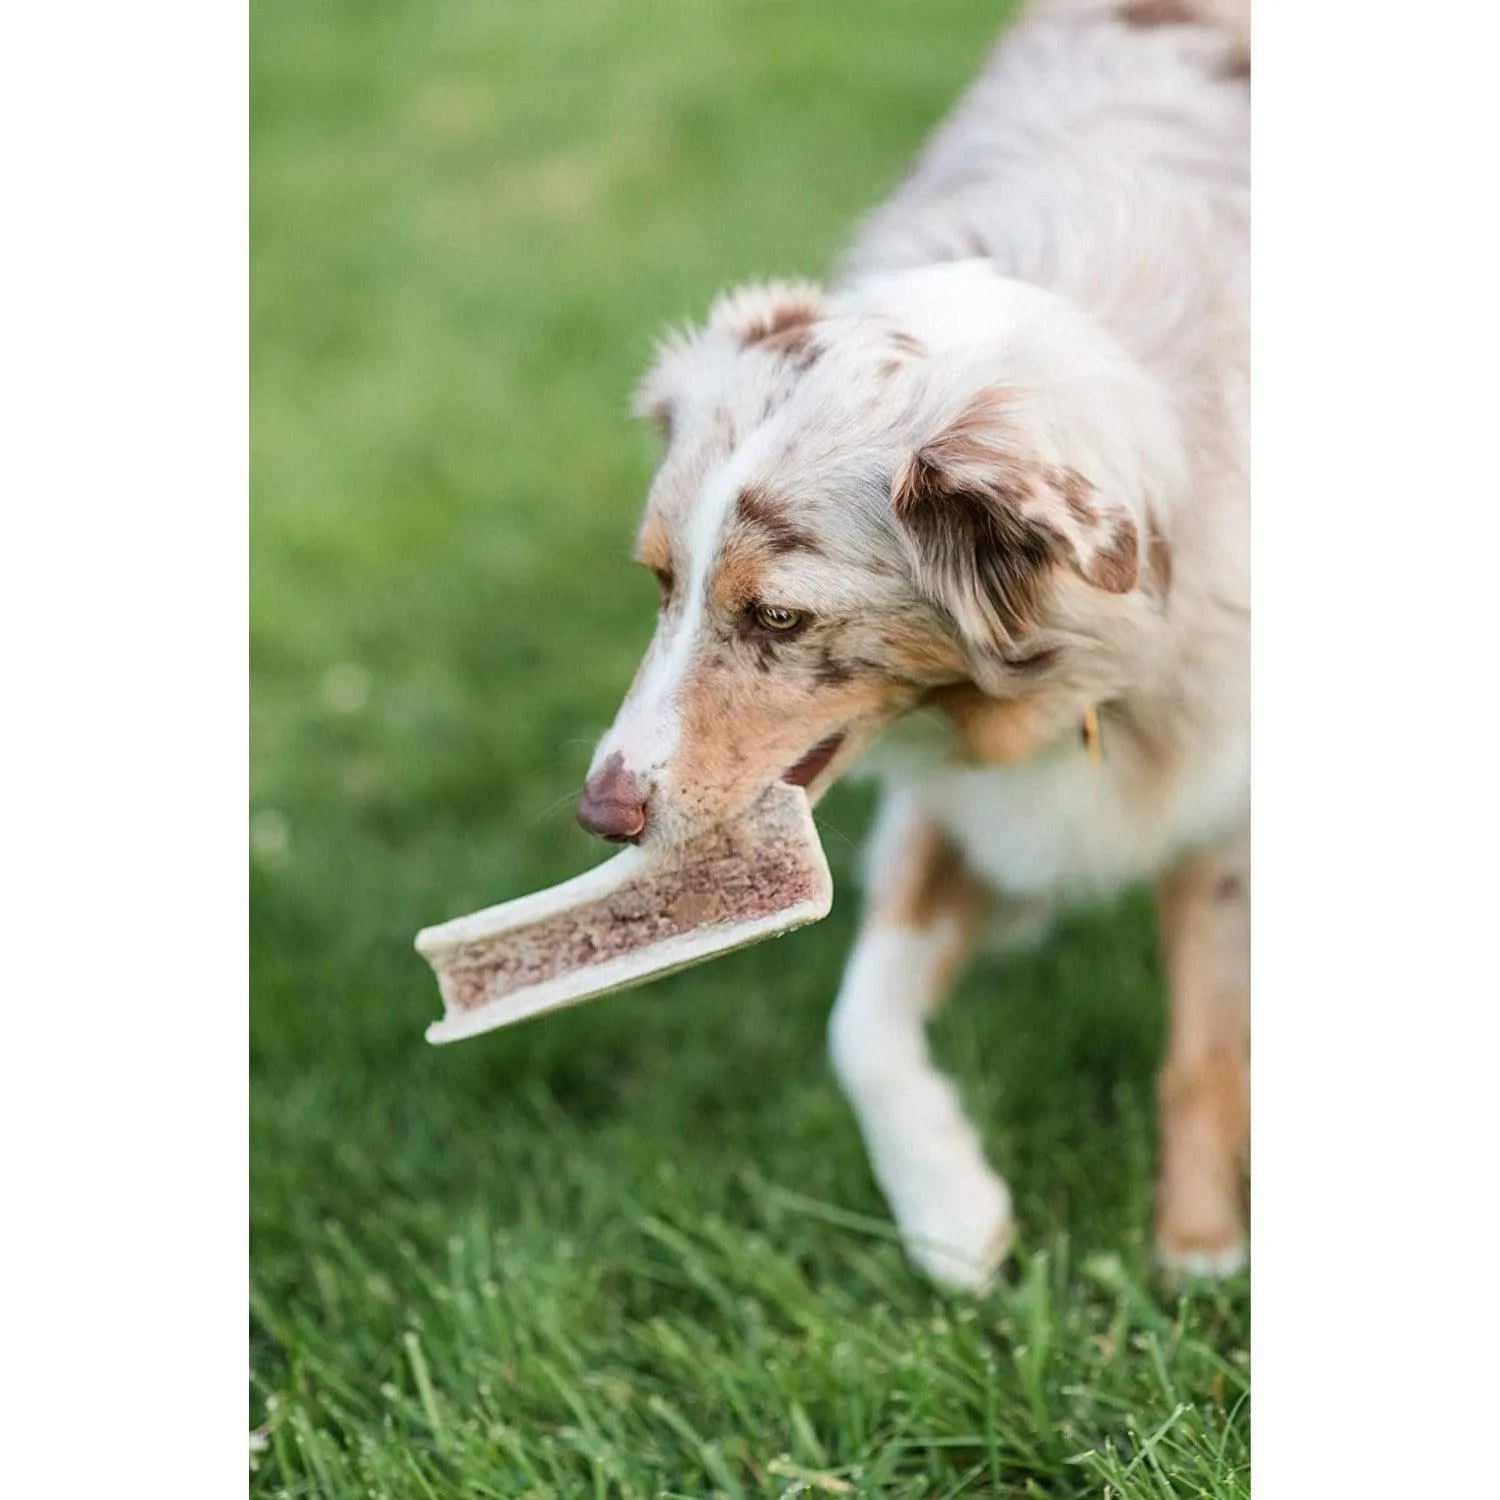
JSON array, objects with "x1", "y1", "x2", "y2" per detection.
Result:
[{"x1": 250, "y1": 2, "x2": 1250, "y2": 1494}]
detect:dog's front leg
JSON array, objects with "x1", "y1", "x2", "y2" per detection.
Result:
[
  {"x1": 827, "y1": 794, "x2": 1012, "y2": 1290},
  {"x1": 1154, "y1": 827, "x2": 1251, "y2": 1276}
]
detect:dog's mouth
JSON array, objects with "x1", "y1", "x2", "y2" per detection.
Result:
[{"x1": 781, "y1": 733, "x2": 846, "y2": 790}]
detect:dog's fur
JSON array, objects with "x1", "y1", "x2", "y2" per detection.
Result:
[{"x1": 582, "y1": 0, "x2": 1249, "y2": 1287}]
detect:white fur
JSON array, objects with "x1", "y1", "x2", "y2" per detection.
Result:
[
  {"x1": 865, "y1": 708, "x2": 1250, "y2": 901},
  {"x1": 1158, "y1": 1241, "x2": 1247, "y2": 1279},
  {"x1": 829, "y1": 920, "x2": 1014, "y2": 1291}
]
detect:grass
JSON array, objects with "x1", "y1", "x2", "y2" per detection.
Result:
[{"x1": 250, "y1": 1, "x2": 1250, "y2": 1494}]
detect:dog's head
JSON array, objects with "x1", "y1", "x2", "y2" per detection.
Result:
[{"x1": 578, "y1": 263, "x2": 1183, "y2": 846}]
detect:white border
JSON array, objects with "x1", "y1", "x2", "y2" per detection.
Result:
[
  {"x1": 1254, "y1": 3, "x2": 1499, "y2": 1494},
  {"x1": 2, "y1": 3, "x2": 247, "y2": 1493}
]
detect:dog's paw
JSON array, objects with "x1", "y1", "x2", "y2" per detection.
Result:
[
  {"x1": 890, "y1": 1161, "x2": 1015, "y2": 1293},
  {"x1": 1155, "y1": 1161, "x2": 1247, "y2": 1282},
  {"x1": 1156, "y1": 1235, "x2": 1247, "y2": 1281}
]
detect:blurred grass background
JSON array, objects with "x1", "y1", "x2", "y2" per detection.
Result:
[{"x1": 250, "y1": 1, "x2": 1249, "y2": 1494}]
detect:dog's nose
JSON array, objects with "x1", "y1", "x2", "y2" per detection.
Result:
[{"x1": 576, "y1": 754, "x2": 649, "y2": 843}]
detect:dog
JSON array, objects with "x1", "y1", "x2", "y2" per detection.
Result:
[{"x1": 575, "y1": 0, "x2": 1249, "y2": 1289}]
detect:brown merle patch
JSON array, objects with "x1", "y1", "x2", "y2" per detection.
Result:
[
  {"x1": 736, "y1": 486, "x2": 820, "y2": 556},
  {"x1": 738, "y1": 292, "x2": 821, "y2": 346},
  {"x1": 758, "y1": 324, "x2": 821, "y2": 370},
  {"x1": 1118, "y1": 0, "x2": 1198, "y2": 26},
  {"x1": 1147, "y1": 513, "x2": 1174, "y2": 600},
  {"x1": 813, "y1": 649, "x2": 855, "y2": 687},
  {"x1": 893, "y1": 388, "x2": 1144, "y2": 644},
  {"x1": 894, "y1": 442, "x2": 1062, "y2": 642},
  {"x1": 740, "y1": 298, "x2": 823, "y2": 371},
  {"x1": 1053, "y1": 467, "x2": 1097, "y2": 529},
  {"x1": 1087, "y1": 520, "x2": 1141, "y2": 595},
  {"x1": 1217, "y1": 45, "x2": 1250, "y2": 81},
  {"x1": 1117, "y1": 0, "x2": 1249, "y2": 78}
]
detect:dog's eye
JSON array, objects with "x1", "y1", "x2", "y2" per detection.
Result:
[{"x1": 753, "y1": 603, "x2": 803, "y2": 632}]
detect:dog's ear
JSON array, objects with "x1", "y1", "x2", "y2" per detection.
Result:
[
  {"x1": 633, "y1": 281, "x2": 826, "y2": 442},
  {"x1": 891, "y1": 386, "x2": 1141, "y2": 652},
  {"x1": 706, "y1": 279, "x2": 825, "y2": 352},
  {"x1": 632, "y1": 328, "x2": 699, "y2": 442}
]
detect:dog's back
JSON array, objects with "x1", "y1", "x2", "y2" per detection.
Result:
[
  {"x1": 845, "y1": 0, "x2": 1248, "y2": 307},
  {"x1": 845, "y1": 0, "x2": 1247, "y2": 463},
  {"x1": 849, "y1": 0, "x2": 1250, "y2": 901}
]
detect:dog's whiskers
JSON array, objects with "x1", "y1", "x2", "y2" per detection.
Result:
[
  {"x1": 812, "y1": 814, "x2": 858, "y2": 855},
  {"x1": 528, "y1": 784, "x2": 586, "y2": 829}
]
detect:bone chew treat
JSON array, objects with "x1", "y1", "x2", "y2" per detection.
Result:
[{"x1": 416, "y1": 783, "x2": 832, "y2": 1044}]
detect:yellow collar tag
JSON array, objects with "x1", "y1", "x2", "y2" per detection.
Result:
[{"x1": 1082, "y1": 705, "x2": 1103, "y2": 766}]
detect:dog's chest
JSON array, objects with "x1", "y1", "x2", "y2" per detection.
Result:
[{"x1": 862, "y1": 713, "x2": 1248, "y2": 900}]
